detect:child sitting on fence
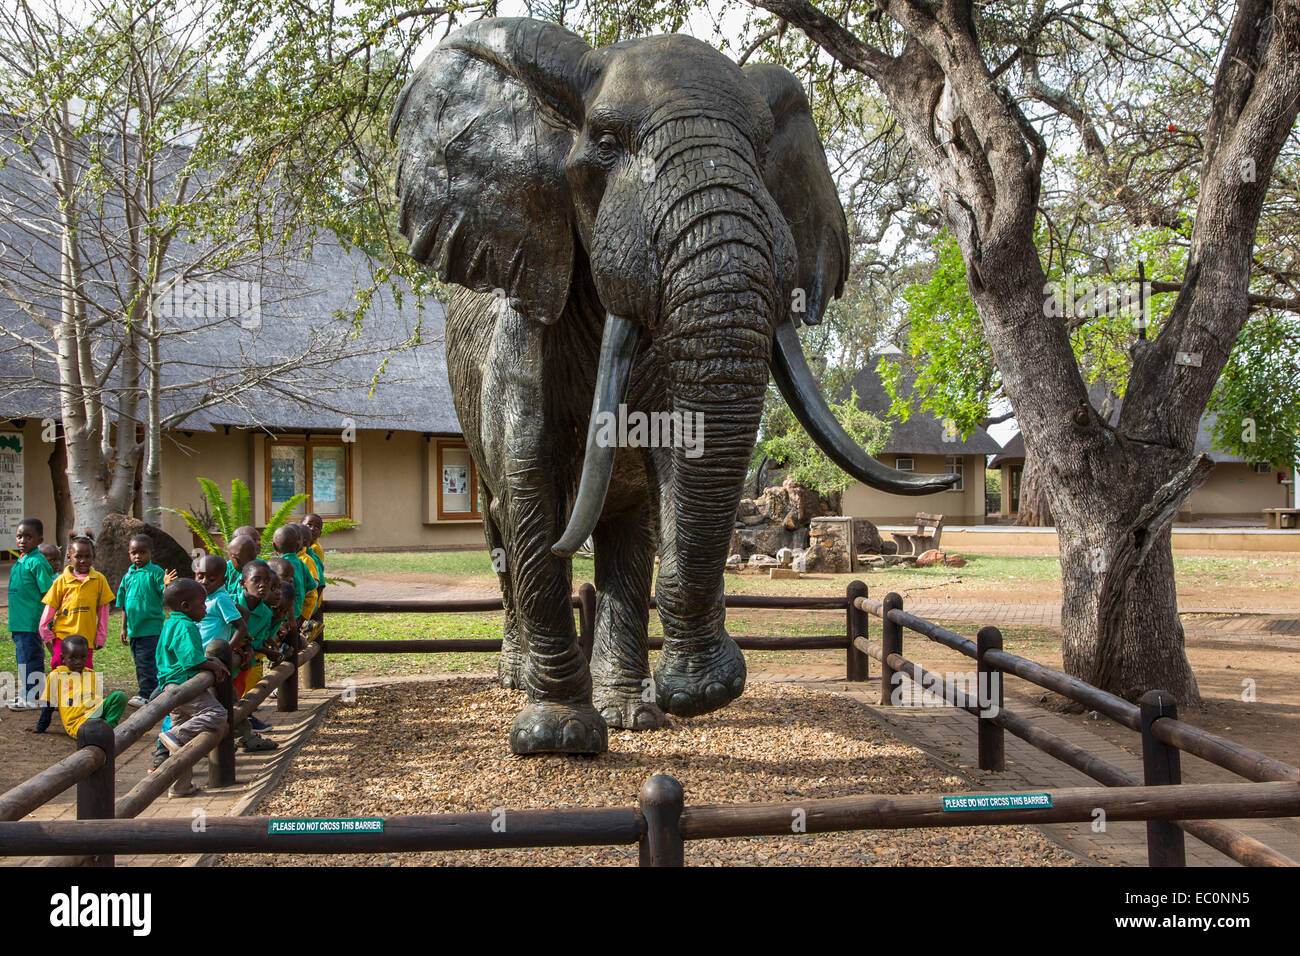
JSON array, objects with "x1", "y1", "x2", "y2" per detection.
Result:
[
  {"x1": 7, "y1": 517, "x2": 55, "y2": 711},
  {"x1": 264, "y1": 578, "x2": 299, "y2": 663},
  {"x1": 155, "y1": 578, "x2": 230, "y2": 798},
  {"x1": 116, "y1": 534, "x2": 178, "y2": 708},
  {"x1": 39, "y1": 532, "x2": 114, "y2": 672},
  {"x1": 225, "y1": 535, "x2": 257, "y2": 597},
  {"x1": 305, "y1": 512, "x2": 326, "y2": 588},
  {"x1": 31, "y1": 635, "x2": 127, "y2": 737}
]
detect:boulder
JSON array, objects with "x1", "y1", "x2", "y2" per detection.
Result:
[
  {"x1": 916, "y1": 549, "x2": 967, "y2": 568},
  {"x1": 747, "y1": 553, "x2": 780, "y2": 568},
  {"x1": 775, "y1": 547, "x2": 794, "y2": 566},
  {"x1": 792, "y1": 527, "x2": 809, "y2": 550},
  {"x1": 852, "y1": 518, "x2": 884, "y2": 555},
  {"x1": 738, "y1": 525, "x2": 792, "y2": 559},
  {"x1": 880, "y1": 540, "x2": 898, "y2": 555},
  {"x1": 725, "y1": 553, "x2": 743, "y2": 571},
  {"x1": 97, "y1": 512, "x2": 195, "y2": 591}
]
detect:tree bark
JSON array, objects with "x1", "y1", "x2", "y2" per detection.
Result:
[
  {"x1": 1014, "y1": 452, "x2": 1052, "y2": 526},
  {"x1": 46, "y1": 425, "x2": 74, "y2": 546}
]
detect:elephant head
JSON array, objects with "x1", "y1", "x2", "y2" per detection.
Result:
[{"x1": 390, "y1": 18, "x2": 956, "y2": 567}]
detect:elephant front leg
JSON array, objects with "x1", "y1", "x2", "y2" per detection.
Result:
[
  {"x1": 590, "y1": 507, "x2": 666, "y2": 731},
  {"x1": 481, "y1": 486, "x2": 523, "y2": 690},
  {"x1": 500, "y1": 459, "x2": 608, "y2": 755}
]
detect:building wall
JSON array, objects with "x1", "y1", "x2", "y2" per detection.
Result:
[
  {"x1": 840, "y1": 453, "x2": 987, "y2": 525},
  {"x1": 1185, "y1": 463, "x2": 1293, "y2": 518},
  {"x1": 1, "y1": 424, "x2": 484, "y2": 553}
]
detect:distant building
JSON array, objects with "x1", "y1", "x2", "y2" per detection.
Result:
[{"x1": 835, "y1": 365, "x2": 1002, "y2": 525}]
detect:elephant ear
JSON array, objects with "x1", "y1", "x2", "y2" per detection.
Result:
[
  {"x1": 742, "y1": 63, "x2": 849, "y2": 326},
  {"x1": 390, "y1": 18, "x2": 594, "y2": 325}
]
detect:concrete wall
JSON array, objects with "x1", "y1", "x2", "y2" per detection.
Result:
[{"x1": 841, "y1": 453, "x2": 987, "y2": 525}]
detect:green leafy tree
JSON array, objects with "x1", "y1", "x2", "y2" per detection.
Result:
[
  {"x1": 1207, "y1": 315, "x2": 1300, "y2": 470},
  {"x1": 757, "y1": 388, "x2": 890, "y2": 496}
]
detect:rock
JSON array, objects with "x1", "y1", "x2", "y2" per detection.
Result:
[
  {"x1": 725, "y1": 554, "x2": 742, "y2": 571},
  {"x1": 880, "y1": 540, "x2": 898, "y2": 555},
  {"x1": 851, "y1": 518, "x2": 884, "y2": 555},
  {"x1": 803, "y1": 516, "x2": 855, "y2": 573},
  {"x1": 915, "y1": 549, "x2": 966, "y2": 568},
  {"x1": 736, "y1": 498, "x2": 757, "y2": 519},
  {"x1": 738, "y1": 525, "x2": 792, "y2": 559},
  {"x1": 792, "y1": 551, "x2": 807, "y2": 574},
  {"x1": 792, "y1": 527, "x2": 809, "y2": 550},
  {"x1": 748, "y1": 553, "x2": 779, "y2": 568},
  {"x1": 740, "y1": 513, "x2": 766, "y2": 527},
  {"x1": 775, "y1": 547, "x2": 794, "y2": 566},
  {"x1": 729, "y1": 529, "x2": 744, "y2": 559},
  {"x1": 97, "y1": 512, "x2": 195, "y2": 591},
  {"x1": 769, "y1": 567, "x2": 800, "y2": 581}
]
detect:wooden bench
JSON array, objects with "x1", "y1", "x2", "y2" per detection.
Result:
[
  {"x1": 1262, "y1": 508, "x2": 1300, "y2": 530},
  {"x1": 891, "y1": 513, "x2": 945, "y2": 556}
]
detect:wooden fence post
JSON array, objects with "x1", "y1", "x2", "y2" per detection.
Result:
[
  {"x1": 845, "y1": 580, "x2": 869, "y2": 682},
  {"x1": 209, "y1": 639, "x2": 236, "y2": 788},
  {"x1": 879, "y1": 592, "x2": 903, "y2": 705},
  {"x1": 638, "y1": 773, "x2": 684, "y2": 866},
  {"x1": 305, "y1": 612, "x2": 326, "y2": 690},
  {"x1": 278, "y1": 635, "x2": 300, "y2": 714},
  {"x1": 1140, "y1": 689, "x2": 1186, "y2": 866},
  {"x1": 976, "y1": 626, "x2": 1005, "y2": 771},
  {"x1": 578, "y1": 583, "x2": 596, "y2": 662},
  {"x1": 76, "y1": 717, "x2": 116, "y2": 867}
]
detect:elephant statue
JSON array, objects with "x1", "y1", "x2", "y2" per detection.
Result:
[{"x1": 390, "y1": 17, "x2": 955, "y2": 755}]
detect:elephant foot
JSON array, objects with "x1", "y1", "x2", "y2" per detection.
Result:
[
  {"x1": 594, "y1": 684, "x2": 667, "y2": 731},
  {"x1": 497, "y1": 640, "x2": 524, "y2": 691},
  {"x1": 509, "y1": 701, "x2": 608, "y2": 755},
  {"x1": 654, "y1": 636, "x2": 746, "y2": 718}
]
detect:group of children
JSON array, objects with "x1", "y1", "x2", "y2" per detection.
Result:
[{"x1": 6, "y1": 513, "x2": 330, "y2": 798}]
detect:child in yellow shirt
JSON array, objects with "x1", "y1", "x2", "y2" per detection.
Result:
[
  {"x1": 30, "y1": 636, "x2": 127, "y2": 737},
  {"x1": 40, "y1": 533, "x2": 115, "y2": 669}
]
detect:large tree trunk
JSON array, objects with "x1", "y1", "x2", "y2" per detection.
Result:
[{"x1": 1014, "y1": 452, "x2": 1052, "y2": 526}]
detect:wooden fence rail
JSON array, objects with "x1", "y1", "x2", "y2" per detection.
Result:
[{"x1": 4, "y1": 581, "x2": 1298, "y2": 868}]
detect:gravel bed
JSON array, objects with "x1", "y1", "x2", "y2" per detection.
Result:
[{"x1": 221, "y1": 678, "x2": 1079, "y2": 867}]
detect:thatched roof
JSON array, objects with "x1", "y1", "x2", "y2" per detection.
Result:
[
  {"x1": 0, "y1": 130, "x2": 462, "y2": 436},
  {"x1": 837, "y1": 363, "x2": 1003, "y2": 456}
]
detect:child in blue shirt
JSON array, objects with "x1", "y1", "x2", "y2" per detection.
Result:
[{"x1": 194, "y1": 554, "x2": 248, "y2": 654}]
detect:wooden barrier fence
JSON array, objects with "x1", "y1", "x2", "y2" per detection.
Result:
[{"x1": 1, "y1": 582, "x2": 1297, "y2": 867}]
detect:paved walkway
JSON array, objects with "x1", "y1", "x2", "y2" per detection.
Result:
[
  {"x1": 747, "y1": 671, "x2": 1300, "y2": 867},
  {"x1": 1, "y1": 688, "x2": 339, "y2": 867}
]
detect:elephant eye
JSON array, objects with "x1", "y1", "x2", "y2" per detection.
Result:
[{"x1": 596, "y1": 132, "x2": 620, "y2": 164}]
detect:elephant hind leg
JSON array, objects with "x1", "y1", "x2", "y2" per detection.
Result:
[{"x1": 590, "y1": 506, "x2": 666, "y2": 731}]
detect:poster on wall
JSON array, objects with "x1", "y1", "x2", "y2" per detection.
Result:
[
  {"x1": 313, "y1": 459, "x2": 337, "y2": 503},
  {"x1": 0, "y1": 432, "x2": 23, "y2": 539},
  {"x1": 442, "y1": 465, "x2": 468, "y2": 496},
  {"x1": 270, "y1": 456, "x2": 298, "y2": 504}
]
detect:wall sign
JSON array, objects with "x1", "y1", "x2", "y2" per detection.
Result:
[{"x1": 0, "y1": 432, "x2": 23, "y2": 540}]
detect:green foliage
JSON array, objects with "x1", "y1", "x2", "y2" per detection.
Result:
[
  {"x1": 163, "y1": 478, "x2": 307, "y2": 557},
  {"x1": 757, "y1": 388, "x2": 890, "y2": 495},
  {"x1": 1207, "y1": 315, "x2": 1300, "y2": 469}
]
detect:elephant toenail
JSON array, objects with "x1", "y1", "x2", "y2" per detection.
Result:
[
  {"x1": 671, "y1": 692, "x2": 692, "y2": 713},
  {"x1": 562, "y1": 720, "x2": 585, "y2": 748},
  {"x1": 705, "y1": 682, "x2": 727, "y2": 707}
]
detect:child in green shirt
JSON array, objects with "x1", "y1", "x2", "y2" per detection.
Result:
[
  {"x1": 155, "y1": 579, "x2": 230, "y2": 798},
  {"x1": 116, "y1": 534, "x2": 176, "y2": 708},
  {"x1": 7, "y1": 518, "x2": 55, "y2": 709}
]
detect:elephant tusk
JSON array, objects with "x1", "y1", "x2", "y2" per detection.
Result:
[
  {"x1": 771, "y1": 318, "x2": 958, "y2": 496},
  {"x1": 553, "y1": 314, "x2": 641, "y2": 557}
]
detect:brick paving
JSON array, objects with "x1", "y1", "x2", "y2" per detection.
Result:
[
  {"x1": 1, "y1": 687, "x2": 338, "y2": 867},
  {"x1": 749, "y1": 671, "x2": 1300, "y2": 867}
]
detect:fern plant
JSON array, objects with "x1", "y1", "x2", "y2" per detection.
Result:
[{"x1": 162, "y1": 478, "x2": 308, "y2": 558}]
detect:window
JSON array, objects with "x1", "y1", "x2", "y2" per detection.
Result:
[
  {"x1": 1253, "y1": 462, "x2": 1273, "y2": 474},
  {"x1": 945, "y1": 456, "x2": 964, "y2": 491},
  {"x1": 895, "y1": 457, "x2": 915, "y2": 472},
  {"x1": 436, "y1": 441, "x2": 481, "y2": 520},
  {"x1": 266, "y1": 436, "x2": 352, "y2": 520}
]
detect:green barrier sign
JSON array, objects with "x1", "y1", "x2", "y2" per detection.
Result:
[
  {"x1": 268, "y1": 818, "x2": 384, "y2": 833},
  {"x1": 942, "y1": 793, "x2": 1052, "y2": 811}
]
